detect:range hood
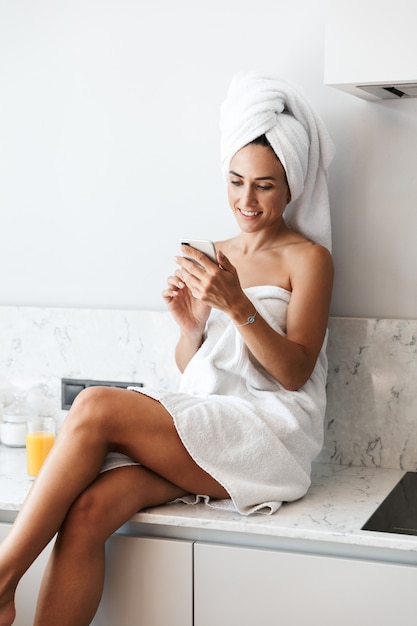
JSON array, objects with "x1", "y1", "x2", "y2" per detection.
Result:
[
  {"x1": 357, "y1": 83, "x2": 417, "y2": 100},
  {"x1": 324, "y1": 0, "x2": 417, "y2": 101}
]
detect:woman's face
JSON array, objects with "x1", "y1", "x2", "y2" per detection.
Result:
[{"x1": 227, "y1": 143, "x2": 291, "y2": 234}]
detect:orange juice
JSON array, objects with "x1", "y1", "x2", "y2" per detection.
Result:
[{"x1": 26, "y1": 431, "x2": 55, "y2": 477}]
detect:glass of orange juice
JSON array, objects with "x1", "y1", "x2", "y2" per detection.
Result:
[{"x1": 26, "y1": 417, "x2": 56, "y2": 478}]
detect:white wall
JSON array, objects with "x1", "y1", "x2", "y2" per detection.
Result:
[{"x1": 1, "y1": 0, "x2": 416, "y2": 318}]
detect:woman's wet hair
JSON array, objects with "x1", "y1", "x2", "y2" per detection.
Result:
[
  {"x1": 247, "y1": 133, "x2": 291, "y2": 202},
  {"x1": 248, "y1": 134, "x2": 272, "y2": 148}
]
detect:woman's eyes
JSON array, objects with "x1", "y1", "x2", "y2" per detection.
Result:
[{"x1": 229, "y1": 180, "x2": 273, "y2": 191}]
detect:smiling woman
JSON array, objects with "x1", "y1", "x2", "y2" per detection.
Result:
[
  {"x1": 227, "y1": 138, "x2": 291, "y2": 229},
  {"x1": 220, "y1": 71, "x2": 334, "y2": 252},
  {"x1": 0, "y1": 70, "x2": 335, "y2": 626}
]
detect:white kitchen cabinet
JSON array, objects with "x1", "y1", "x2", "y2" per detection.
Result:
[
  {"x1": 3, "y1": 518, "x2": 417, "y2": 626},
  {"x1": 93, "y1": 534, "x2": 193, "y2": 626},
  {"x1": 0, "y1": 522, "x2": 54, "y2": 626},
  {"x1": 194, "y1": 542, "x2": 417, "y2": 626}
]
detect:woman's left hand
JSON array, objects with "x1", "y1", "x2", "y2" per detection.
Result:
[{"x1": 175, "y1": 245, "x2": 245, "y2": 314}]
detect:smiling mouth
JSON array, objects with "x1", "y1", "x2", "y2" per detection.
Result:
[{"x1": 239, "y1": 209, "x2": 261, "y2": 217}]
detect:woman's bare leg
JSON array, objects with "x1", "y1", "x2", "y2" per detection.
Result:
[
  {"x1": 0, "y1": 386, "x2": 228, "y2": 626},
  {"x1": 34, "y1": 465, "x2": 187, "y2": 626}
]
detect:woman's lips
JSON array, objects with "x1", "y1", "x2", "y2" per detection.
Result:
[{"x1": 239, "y1": 208, "x2": 261, "y2": 217}]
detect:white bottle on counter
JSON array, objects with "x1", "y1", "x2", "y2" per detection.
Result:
[{"x1": 0, "y1": 392, "x2": 34, "y2": 447}]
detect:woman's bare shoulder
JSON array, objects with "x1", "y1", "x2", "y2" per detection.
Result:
[
  {"x1": 287, "y1": 239, "x2": 334, "y2": 291},
  {"x1": 287, "y1": 237, "x2": 332, "y2": 260}
]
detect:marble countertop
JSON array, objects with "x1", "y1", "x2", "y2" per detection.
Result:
[{"x1": 2, "y1": 444, "x2": 417, "y2": 560}]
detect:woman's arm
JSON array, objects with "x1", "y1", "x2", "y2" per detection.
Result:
[
  {"x1": 227, "y1": 244, "x2": 334, "y2": 390},
  {"x1": 174, "y1": 331, "x2": 204, "y2": 373},
  {"x1": 176, "y1": 243, "x2": 333, "y2": 390}
]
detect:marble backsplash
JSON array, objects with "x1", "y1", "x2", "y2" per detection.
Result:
[
  {"x1": 318, "y1": 317, "x2": 417, "y2": 471},
  {"x1": 0, "y1": 307, "x2": 416, "y2": 471},
  {"x1": 0, "y1": 307, "x2": 181, "y2": 424}
]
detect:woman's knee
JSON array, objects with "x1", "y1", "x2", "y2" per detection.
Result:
[
  {"x1": 65, "y1": 386, "x2": 117, "y2": 434},
  {"x1": 71, "y1": 385, "x2": 113, "y2": 415},
  {"x1": 61, "y1": 485, "x2": 109, "y2": 541}
]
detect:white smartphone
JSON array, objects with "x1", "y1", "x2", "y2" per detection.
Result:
[{"x1": 180, "y1": 239, "x2": 217, "y2": 265}]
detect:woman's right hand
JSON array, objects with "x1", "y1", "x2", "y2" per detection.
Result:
[
  {"x1": 162, "y1": 272, "x2": 211, "y2": 336},
  {"x1": 163, "y1": 272, "x2": 212, "y2": 372}
]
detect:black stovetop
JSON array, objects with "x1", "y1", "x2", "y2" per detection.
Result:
[{"x1": 362, "y1": 472, "x2": 417, "y2": 536}]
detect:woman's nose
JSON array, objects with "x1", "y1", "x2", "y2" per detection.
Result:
[{"x1": 241, "y1": 184, "x2": 257, "y2": 206}]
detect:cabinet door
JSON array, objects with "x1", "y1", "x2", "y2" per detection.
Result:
[
  {"x1": 93, "y1": 535, "x2": 193, "y2": 626},
  {"x1": 0, "y1": 522, "x2": 54, "y2": 626},
  {"x1": 194, "y1": 542, "x2": 417, "y2": 626}
]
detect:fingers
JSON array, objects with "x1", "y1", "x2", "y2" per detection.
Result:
[
  {"x1": 162, "y1": 275, "x2": 186, "y2": 301},
  {"x1": 175, "y1": 257, "x2": 204, "y2": 277},
  {"x1": 172, "y1": 248, "x2": 237, "y2": 306},
  {"x1": 216, "y1": 250, "x2": 235, "y2": 274},
  {"x1": 178, "y1": 244, "x2": 217, "y2": 273},
  {"x1": 169, "y1": 273, "x2": 185, "y2": 290}
]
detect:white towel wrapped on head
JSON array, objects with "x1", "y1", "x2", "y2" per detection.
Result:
[{"x1": 220, "y1": 71, "x2": 335, "y2": 251}]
